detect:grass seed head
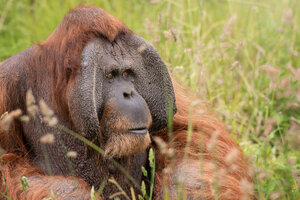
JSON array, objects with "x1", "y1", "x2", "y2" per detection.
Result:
[
  {"x1": 279, "y1": 77, "x2": 290, "y2": 89},
  {"x1": 27, "y1": 105, "x2": 38, "y2": 117},
  {"x1": 48, "y1": 117, "x2": 58, "y2": 127},
  {"x1": 261, "y1": 65, "x2": 280, "y2": 79},
  {"x1": 20, "y1": 115, "x2": 30, "y2": 123},
  {"x1": 67, "y1": 151, "x2": 78, "y2": 158},
  {"x1": 282, "y1": 9, "x2": 294, "y2": 26},
  {"x1": 263, "y1": 118, "x2": 276, "y2": 136},
  {"x1": 207, "y1": 131, "x2": 220, "y2": 151},
  {"x1": 163, "y1": 30, "x2": 172, "y2": 40},
  {"x1": 225, "y1": 148, "x2": 239, "y2": 165},
  {"x1": 270, "y1": 192, "x2": 281, "y2": 200},
  {"x1": 219, "y1": 14, "x2": 236, "y2": 40},
  {"x1": 40, "y1": 133, "x2": 55, "y2": 144},
  {"x1": 39, "y1": 100, "x2": 54, "y2": 117},
  {"x1": 240, "y1": 178, "x2": 254, "y2": 198},
  {"x1": 0, "y1": 109, "x2": 22, "y2": 131},
  {"x1": 26, "y1": 90, "x2": 35, "y2": 107}
]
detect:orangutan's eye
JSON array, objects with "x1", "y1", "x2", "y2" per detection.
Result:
[
  {"x1": 122, "y1": 71, "x2": 129, "y2": 78},
  {"x1": 107, "y1": 73, "x2": 113, "y2": 79}
]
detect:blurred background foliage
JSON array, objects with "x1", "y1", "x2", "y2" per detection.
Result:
[{"x1": 0, "y1": 0, "x2": 299, "y2": 199}]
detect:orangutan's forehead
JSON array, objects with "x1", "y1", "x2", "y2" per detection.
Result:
[{"x1": 81, "y1": 37, "x2": 143, "y2": 72}]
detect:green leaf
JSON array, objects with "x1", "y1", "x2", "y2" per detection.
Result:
[
  {"x1": 141, "y1": 166, "x2": 148, "y2": 177},
  {"x1": 20, "y1": 176, "x2": 29, "y2": 192},
  {"x1": 138, "y1": 195, "x2": 144, "y2": 200},
  {"x1": 148, "y1": 148, "x2": 155, "y2": 200},
  {"x1": 0, "y1": 112, "x2": 8, "y2": 120},
  {"x1": 91, "y1": 186, "x2": 95, "y2": 200},
  {"x1": 149, "y1": 148, "x2": 155, "y2": 169},
  {"x1": 141, "y1": 181, "x2": 146, "y2": 197}
]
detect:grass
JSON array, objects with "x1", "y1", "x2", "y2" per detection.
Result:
[{"x1": 0, "y1": 0, "x2": 299, "y2": 199}]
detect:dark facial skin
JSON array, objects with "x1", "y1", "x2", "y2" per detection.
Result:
[{"x1": 68, "y1": 34, "x2": 176, "y2": 139}]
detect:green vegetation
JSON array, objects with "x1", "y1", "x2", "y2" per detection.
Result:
[{"x1": 0, "y1": 0, "x2": 299, "y2": 199}]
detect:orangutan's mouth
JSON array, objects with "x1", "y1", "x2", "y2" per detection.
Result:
[{"x1": 127, "y1": 128, "x2": 148, "y2": 135}]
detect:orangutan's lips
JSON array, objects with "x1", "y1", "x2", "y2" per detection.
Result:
[{"x1": 127, "y1": 128, "x2": 148, "y2": 135}]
